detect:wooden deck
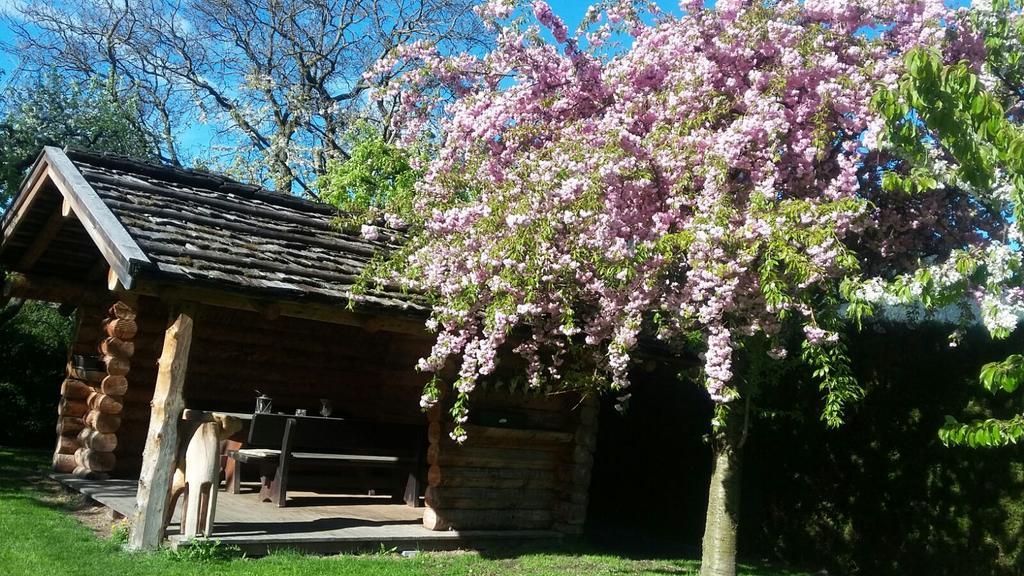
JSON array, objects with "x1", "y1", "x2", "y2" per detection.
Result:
[{"x1": 53, "y1": 475, "x2": 560, "y2": 555}]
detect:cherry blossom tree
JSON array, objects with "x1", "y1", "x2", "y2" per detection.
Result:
[{"x1": 369, "y1": 1, "x2": 1001, "y2": 574}]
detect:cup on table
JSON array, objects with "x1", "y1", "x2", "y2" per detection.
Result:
[{"x1": 295, "y1": 409, "x2": 307, "y2": 416}]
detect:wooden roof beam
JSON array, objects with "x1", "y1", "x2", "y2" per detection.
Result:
[
  {"x1": 14, "y1": 202, "x2": 75, "y2": 271},
  {"x1": 107, "y1": 267, "x2": 124, "y2": 292},
  {"x1": 0, "y1": 159, "x2": 54, "y2": 253},
  {"x1": 130, "y1": 280, "x2": 431, "y2": 338},
  {"x1": 3, "y1": 272, "x2": 102, "y2": 304}
]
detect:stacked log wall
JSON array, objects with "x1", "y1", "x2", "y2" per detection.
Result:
[
  {"x1": 554, "y1": 395, "x2": 599, "y2": 534},
  {"x1": 52, "y1": 301, "x2": 109, "y2": 474},
  {"x1": 423, "y1": 390, "x2": 598, "y2": 533},
  {"x1": 113, "y1": 296, "x2": 165, "y2": 477},
  {"x1": 51, "y1": 304, "x2": 105, "y2": 475},
  {"x1": 53, "y1": 299, "x2": 141, "y2": 477}
]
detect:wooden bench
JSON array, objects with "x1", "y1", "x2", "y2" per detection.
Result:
[{"x1": 226, "y1": 413, "x2": 425, "y2": 508}]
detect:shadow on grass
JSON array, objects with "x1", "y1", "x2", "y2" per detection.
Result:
[
  {"x1": 0, "y1": 446, "x2": 805, "y2": 576},
  {"x1": 464, "y1": 540, "x2": 803, "y2": 576},
  {"x1": 0, "y1": 447, "x2": 105, "y2": 519}
]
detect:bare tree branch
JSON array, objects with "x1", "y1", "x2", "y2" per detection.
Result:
[{"x1": 4, "y1": 0, "x2": 488, "y2": 196}]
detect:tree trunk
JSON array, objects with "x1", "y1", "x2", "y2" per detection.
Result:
[{"x1": 700, "y1": 404, "x2": 747, "y2": 576}]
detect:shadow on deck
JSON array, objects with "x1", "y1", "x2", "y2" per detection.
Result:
[{"x1": 52, "y1": 474, "x2": 561, "y2": 555}]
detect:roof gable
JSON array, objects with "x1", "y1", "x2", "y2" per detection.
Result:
[
  {"x1": 2, "y1": 147, "x2": 151, "y2": 289},
  {"x1": 1, "y1": 148, "x2": 424, "y2": 316}
]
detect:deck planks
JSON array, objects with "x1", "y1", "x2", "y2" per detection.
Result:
[{"x1": 52, "y1": 474, "x2": 559, "y2": 555}]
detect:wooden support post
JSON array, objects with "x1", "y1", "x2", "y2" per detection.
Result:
[
  {"x1": 554, "y1": 394, "x2": 599, "y2": 535},
  {"x1": 127, "y1": 302, "x2": 197, "y2": 551},
  {"x1": 108, "y1": 267, "x2": 123, "y2": 292}
]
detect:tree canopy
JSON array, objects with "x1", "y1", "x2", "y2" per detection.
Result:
[
  {"x1": 378, "y1": 0, "x2": 996, "y2": 437},
  {"x1": 317, "y1": 123, "x2": 422, "y2": 226},
  {"x1": 0, "y1": 72, "x2": 152, "y2": 206}
]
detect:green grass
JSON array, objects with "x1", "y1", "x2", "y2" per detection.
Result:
[{"x1": 0, "y1": 447, "x2": 805, "y2": 576}]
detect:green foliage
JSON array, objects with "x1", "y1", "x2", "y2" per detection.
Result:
[
  {"x1": 108, "y1": 522, "x2": 130, "y2": 546},
  {"x1": 980, "y1": 354, "x2": 1024, "y2": 394},
  {"x1": 167, "y1": 539, "x2": 244, "y2": 562},
  {"x1": 875, "y1": 44, "x2": 1024, "y2": 208},
  {"x1": 317, "y1": 126, "x2": 422, "y2": 225},
  {"x1": 746, "y1": 326, "x2": 1024, "y2": 575},
  {"x1": 941, "y1": 351, "x2": 1024, "y2": 446},
  {"x1": 588, "y1": 326, "x2": 1024, "y2": 575},
  {"x1": 800, "y1": 337, "x2": 864, "y2": 429},
  {"x1": 939, "y1": 414, "x2": 1024, "y2": 447},
  {"x1": 875, "y1": 2, "x2": 1024, "y2": 447},
  {"x1": 0, "y1": 72, "x2": 152, "y2": 206},
  {"x1": 0, "y1": 300, "x2": 73, "y2": 447}
]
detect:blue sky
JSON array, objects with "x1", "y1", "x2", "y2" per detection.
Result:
[{"x1": 540, "y1": 0, "x2": 604, "y2": 26}]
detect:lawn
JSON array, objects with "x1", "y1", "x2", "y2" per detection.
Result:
[{"x1": 0, "y1": 447, "x2": 806, "y2": 576}]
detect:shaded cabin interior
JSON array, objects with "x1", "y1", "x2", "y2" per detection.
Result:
[
  {"x1": 69, "y1": 298, "x2": 436, "y2": 482},
  {"x1": 0, "y1": 147, "x2": 598, "y2": 549}
]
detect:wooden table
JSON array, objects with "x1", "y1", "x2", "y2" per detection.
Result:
[
  {"x1": 182, "y1": 409, "x2": 254, "y2": 422},
  {"x1": 183, "y1": 410, "x2": 351, "y2": 499}
]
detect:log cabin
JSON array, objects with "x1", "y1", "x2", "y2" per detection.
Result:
[{"x1": 0, "y1": 147, "x2": 598, "y2": 551}]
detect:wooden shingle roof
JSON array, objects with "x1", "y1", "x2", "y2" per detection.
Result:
[{"x1": 1, "y1": 147, "x2": 426, "y2": 317}]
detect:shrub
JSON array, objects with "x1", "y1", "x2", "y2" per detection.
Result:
[{"x1": 0, "y1": 300, "x2": 73, "y2": 447}]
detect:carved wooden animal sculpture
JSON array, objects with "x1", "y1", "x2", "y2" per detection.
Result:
[{"x1": 165, "y1": 414, "x2": 243, "y2": 538}]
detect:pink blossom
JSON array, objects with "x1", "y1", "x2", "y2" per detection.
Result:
[
  {"x1": 360, "y1": 224, "x2": 380, "y2": 241},
  {"x1": 373, "y1": 0, "x2": 996, "y2": 426},
  {"x1": 532, "y1": 1, "x2": 569, "y2": 43},
  {"x1": 803, "y1": 325, "x2": 840, "y2": 346}
]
